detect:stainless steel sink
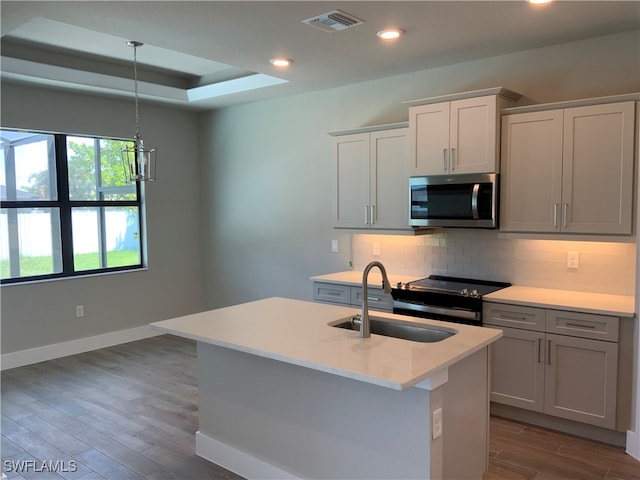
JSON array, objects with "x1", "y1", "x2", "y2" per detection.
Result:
[{"x1": 330, "y1": 316, "x2": 456, "y2": 343}]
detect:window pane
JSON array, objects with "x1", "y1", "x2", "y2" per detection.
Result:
[
  {"x1": 98, "y1": 139, "x2": 137, "y2": 200},
  {"x1": 67, "y1": 137, "x2": 136, "y2": 201},
  {"x1": 72, "y1": 206, "x2": 141, "y2": 271},
  {"x1": 0, "y1": 130, "x2": 57, "y2": 201},
  {"x1": 0, "y1": 207, "x2": 63, "y2": 279}
]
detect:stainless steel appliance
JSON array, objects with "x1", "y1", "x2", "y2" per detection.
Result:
[
  {"x1": 409, "y1": 173, "x2": 498, "y2": 229},
  {"x1": 392, "y1": 275, "x2": 510, "y2": 326}
]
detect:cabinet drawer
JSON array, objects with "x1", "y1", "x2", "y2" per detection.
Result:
[
  {"x1": 484, "y1": 302, "x2": 545, "y2": 331},
  {"x1": 313, "y1": 282, "x2": 351, "y2": 305},
  {"x1": 546, "y1": 310, "x2": 619, "y2": 342},
  {"x1": 351, "y1": 287, "x2": 393, "y2": 312}
]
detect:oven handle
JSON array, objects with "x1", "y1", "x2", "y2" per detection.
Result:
[
  {"x1": 471, "y1": 183, "x2": 480, "y2": 220},
  {"x1": 393, "y1": 300, "x2": 480, "y2": 321}
]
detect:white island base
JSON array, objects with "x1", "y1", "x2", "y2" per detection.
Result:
[
  {"x1": 151, "y1": 298, "x2": 500, "y2": 479},
  {"x1": 195, "y1": 343, "x2": 489, "y2": 479}
]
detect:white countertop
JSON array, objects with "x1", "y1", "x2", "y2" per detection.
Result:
[
  {"x1": 311, "y1": 271, "x2": 422, "y2": 288},
  {"x1": 151, "y1": 297, "x2": 502, "y2": 391},
  {"x1": 313, "y1": 271, "x2": 636, "y2": 318},
  {"x1": 485, "y1": 286, "x2": 635, "y2": 318}
]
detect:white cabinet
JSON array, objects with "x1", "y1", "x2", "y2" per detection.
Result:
[
  {"x1": 408, "y1": 94, "x2": 515, "y2": 176},
  {"x1": 485, "y1": 302, "x2": 619, "y2": 429},
  {"x1": 501, "y1": 101, "x2": 635, "y2": 234},
  {"x1": 332, "y1": 126, "x2": 408, "y2": 230}
]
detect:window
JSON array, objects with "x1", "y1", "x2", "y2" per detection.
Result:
[{"x1": 1, "y1": 129, "x2": 144, "y2": 284}]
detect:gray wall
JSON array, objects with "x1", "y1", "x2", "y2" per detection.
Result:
[
  {"x1": 1, "y1": 84, "x2": 204, "y2": 353},
  {"x1": 200, "y1": 30, "x2": 640, "y2": 309},
  {"x1": 1, "y1": 30, "x2": 639, "y2": 346}
]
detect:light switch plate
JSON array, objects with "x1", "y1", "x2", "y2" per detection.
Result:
[
  {"x1": 372, "y1": 242, "x2": 381, "y2": 256},
  {"x1": 432, "y1": 407, "x2": 442, "y2": 439},
  {"x1": 331, "y1": 240, "x2": 339, "y2": 253}
]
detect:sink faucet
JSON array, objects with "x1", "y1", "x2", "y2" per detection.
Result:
[{"x1": 359, "y1": 261, "x2": 392, "y2": 338}]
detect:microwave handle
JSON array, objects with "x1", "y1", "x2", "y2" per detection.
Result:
[{"x1": 471, "y1": 183, "x2": 480, "y2": 219}]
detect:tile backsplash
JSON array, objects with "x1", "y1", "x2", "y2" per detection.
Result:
[{"x1": 352, "y1": 231, "x2": 636, "y2": 296}]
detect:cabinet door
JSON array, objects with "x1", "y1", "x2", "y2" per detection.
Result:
[
  {"x1": 450, "y1": 96, "x2": 499, "y2": 174},
  {"x1": 545, "y1": 333, "x2": 618, "y2": 429},
  {"x1": 333, "y1": 133, "x2": 370, "y2": 228},
  {"x1": 313, "y1": 282, "x2": 351, "y2": 305},
  {"x1": 500, "y1": 110, "x2": 563, "y2": 232},
  {"x1": 408, "y1": 102, "x2": 450, "y2": 176},
  {"x1": 484, "y1": 302, "x2": 546, "y2": 332},
  {"x1": 351, "y1": 286, "x2": 394, "y2": 312},
  {"x1": 562, "y1": 102, "x2": 635, "y2": 234},
  {"x1": 370, "y1": 128, "x2": 409, "y2": 230},
  {"x1": 488, "y1": 326, "x2": 545, "y2": 412}
]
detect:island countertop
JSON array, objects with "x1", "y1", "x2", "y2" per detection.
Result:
[{"x1": 151, "y1": 297, "x2": 502, "y2": 391}]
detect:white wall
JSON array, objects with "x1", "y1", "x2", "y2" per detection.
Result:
[
  {"x1": 200, "y1": 30, "x2": 640, "y2": 309},
  {"x1": 352, "y1": 233, "x2": 636, "y2": 296},
  {"x1": 1, "y1": 84, "x2": 204, "y2": 353}
]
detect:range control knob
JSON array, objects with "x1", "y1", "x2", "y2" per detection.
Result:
[
  {"x1": 461, "y1": 288, "x2": 469, "y2": 296},
  {"x1": 471, "y1": 289, "x2": 480, "y2": 298}
]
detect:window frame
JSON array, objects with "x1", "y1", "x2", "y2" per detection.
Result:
[{"x1": 1, "y1": 128, "x2": 145, "y2": 285}]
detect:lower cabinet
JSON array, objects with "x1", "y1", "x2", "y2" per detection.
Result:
[
  {"x1": 485, "y1": 302, "x2": 619, "y2": 429},
  {"x1": 312, "y1": 281, "x2": 393, "y2": 312}
]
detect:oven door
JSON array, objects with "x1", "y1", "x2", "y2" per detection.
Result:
[
  {"x1": 393, "y1": 299, "x2": 481, "y2": 326},
  {"x1": 409, "y1": 173, "x2": 498, "y2": 228}
]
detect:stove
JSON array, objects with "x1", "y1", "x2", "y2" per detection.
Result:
[{"x1": 391, "y1": 275, "x2": 511, "y2": 325}]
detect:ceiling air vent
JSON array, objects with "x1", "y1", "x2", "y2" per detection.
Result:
[{"x1": 302, "y1": 10, "x2": 364, "y2": 33}]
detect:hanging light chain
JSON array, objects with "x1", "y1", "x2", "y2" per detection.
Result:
[
  {"x1": 127, "y1": 40, "x2": 143, "y2": 140},
  {"x1": 122, "y1": 40, "x2": 157, "y2": 182}
]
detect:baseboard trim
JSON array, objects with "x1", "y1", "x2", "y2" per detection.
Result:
[
  {"x1": 1, "y1": 325, "x2": 162, "y2": 370},
  {"x1": 195, "y1": 431, "x2": 298, "y2": 480}
]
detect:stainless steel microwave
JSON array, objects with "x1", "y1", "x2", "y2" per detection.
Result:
[{"x1": 409, "y1": 173, "x2": 498, "y2": 229}]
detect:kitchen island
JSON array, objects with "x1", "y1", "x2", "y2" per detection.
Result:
[{"x1": 151, "y1": 297, "x2": 502, "y2": 479}]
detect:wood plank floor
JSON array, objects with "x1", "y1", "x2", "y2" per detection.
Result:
[{"x1": 2, "y1": 334, "x2": 638, "y2": 480}]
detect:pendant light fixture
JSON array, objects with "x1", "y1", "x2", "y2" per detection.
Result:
[{"x1": 121, "y1": 41, "x2": 157, "y2": 182}]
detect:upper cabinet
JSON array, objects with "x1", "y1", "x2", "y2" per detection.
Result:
[
  {"x1": 501, "y1": 100, "x2": 636, "y2": 234},
  {"x1": 331, "y1": 124, "x2": 409, "y2": 230},
  {"x1": 406, "y1": 89, "x2": 520, "y2": 176}
]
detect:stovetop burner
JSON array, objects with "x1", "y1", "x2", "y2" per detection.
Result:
[{"x1": 395, "y1": 275, "x2": 510, "y2": 298}]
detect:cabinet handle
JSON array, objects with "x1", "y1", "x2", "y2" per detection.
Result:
[
  {"x1": 565, "y1": 322, "x2": 596, "y2": 329},
  {"x1": 537, "y1": 338, "x2": 542, "y2": 363},
  {"x1": 364, "y1": 205, "x2": 369, "y2": 225},
  {"x1": 443, "y1": 149, "x2": 448, "y2": 171},
  {"x1": 370, "y1": 205, "x2": 375, "y2": 225},
  {"x1": 367, "y1": 296, "x2": 382, "y2": 301},
  {"x1": 547, "y1": 339, "x2": 552, "y2": 365},
  {"x1": 499, "y1": 313, "x2": 527, "y2": 321},
  {"x1": 450, "y1": 147, "x2": 456, "y2": 171},
  {"x1": 553, "y1": 203, "x2": 559, "y2": 228},
  {"x1": 563, "y1": 203, "x2": 568, "y2": 229}
]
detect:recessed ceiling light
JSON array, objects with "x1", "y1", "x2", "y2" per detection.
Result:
[
  {"x1": 270, "y1": 57, "x2": 293, "y2": 68},
  {"x1": 528, "y1": 0, "x2": 553, "y2": 4},
  {"x1": 376, "y1": 28, "x2": 404, "y2": 40}
]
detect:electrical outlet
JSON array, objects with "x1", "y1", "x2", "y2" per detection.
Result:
[
  {"x1": 432, "y1": 407, "x2": 442, "y2": 439},
  {"x1": 567, "y1": 251, "x2": 580, "y2": 269},
  {"x1": 372, "y1": 242, "x2": 381, "y2": 256},
  {"x1": 331, "y1": 240, "x2": 339, "y2": 253},
  {"x1": 76, "y1": 305, "x2": 84, "y2": 318}
]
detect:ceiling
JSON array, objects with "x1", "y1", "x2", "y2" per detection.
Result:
[{"x1": 2, "y1": 1, "x2": 639, "y2": 110}]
